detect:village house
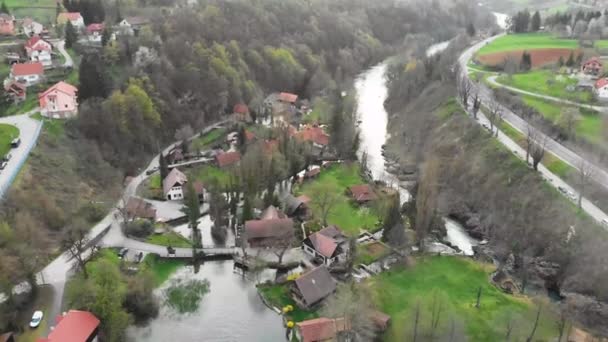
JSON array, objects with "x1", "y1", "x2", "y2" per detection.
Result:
[
  {"x1": 57, "y1": 12, "x2": 85, "y2": 28},
  {"x1": 348, "y1": 184, "x2": 377, "y2": 204},
  {"x1": 295, "y1": 317, "x2": 349, "y2": 342},
  {"x1": 86, "y1": 23, "x2": 105, "y2": 43},
  {"x1": 595, "y1": 78, "x2": 608, "y2": 100},
  {"x1": 37, "y1": 310, "x2": 100, "y2": 342},
  {"x1": 39, "y1": 81, "x2": 78, "y2": 119},
  {"x1": 118, "y1": 16, "x2": 150, "y2": 36},
  {"x1": 302, "y1": 225, "x2": 349, "y2": 267},
  {"x1": 582, "y1": 57, "x2": 603, "y2": 77},
  {"x1": 260, "y1": 205, "x2": 287, "y2": 220},
  {"x1": 0, "y1": 14, "x2": 14, "y2": 35},
  {"x1": 284, "y1": 193, "x2": 309, "y2": 219},
  {"x1": 244, "y1": 217, "x2": 294, "y2": 247},
  {"x1": 24, "y1": 36, "x2": 52, "y2": 67},
  {"x1": 292, "y1": 265, "x2": 337, "y2": 309},
  {"x1": 10, "y1": 62, "x2": 44, "y2": 87},
  {"x1": 21, "y1": 18, "x2": 44, "y2": 37},
  {"x1": 4, "y1": 81, "x2": 26, "y2": 103},
  {"x1": 296, "y1": 125, "x2": 330, "y2": 150},
  {"x1": 166, "y1": 148, "x2": 185, "y2": 165},
  {"x1": 163, "y1": 168, "x2": 188, "y2": 200},
  {"x1": 215, "y1": 151, "x2": 241, "y2": 168},
  {"x1": 279, "y1": 92, "x2": 298, "y2": 105},
  {"x1": 125, "y1": 196, "x2": 157, "y2": 221},
  {"x1": 232, "y1": 103, "x2": 251, "y2": 122}
]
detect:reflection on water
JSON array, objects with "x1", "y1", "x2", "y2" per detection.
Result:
[{"x1": 127, "y1": 261, "x2": 285, "y2": 342}]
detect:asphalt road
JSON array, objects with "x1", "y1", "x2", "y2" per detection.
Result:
[
  {"x1": 0, "y1": 110, "x2": 43, "y2": 198},
  {"x1": 460, "y1": 36, "x2": 608, "y2": 226}
]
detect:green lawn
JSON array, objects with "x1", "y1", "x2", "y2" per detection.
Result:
[
  {"x1": 187, "y1": 165, "x2": 231, "y2": 188},
  {"x1": 304, "y1": 97, "x2": 332, "y2": 124},
  {"x1": 141, "y1": 254, "x2": 185, "y2": 286},
  {"x1": 258, "y1": 283, "x2": 318, "y2": 322},
  {"x1": 477, "y1": 33, "x2": 581, "y2": 56},
  {"x1": 497, "y1": 70, "x2": 592, "y2": 102},
  {"x1": 146, "y1": 231, "x2": 193, "y2": 248},
  {"x1": 370, "y1": 257, "x2": 557, "y2": 341},
  {"x1": 190, "y1": 128, "x2": 226, "y2": 151},
  {"x1": 296, "y1": 163, "x2": 381, "y2": 235},
  {"x1": 0, "y1": 123, "x2": 19, "y2": 156},
  {"x1": 7, "y1": 0, "x2": 57, "y2": 25}
]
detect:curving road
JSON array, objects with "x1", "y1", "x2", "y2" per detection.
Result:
[{"x1": 460, "y1": 36, "x2": 608, "y2": 227}]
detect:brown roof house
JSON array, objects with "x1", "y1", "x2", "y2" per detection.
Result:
[
  {"x1": 244, "y1": 217, "x2": 294, "y2": 248},
  {"x1": 260, "y1": 205, "x2": 287, "y2": 220},
  {"x1": 215, "y1": 151, "x2": 241, "y2": 168},
  {"x1": 163, "y1": 168, "x2": 188, "y2": 201},
  {"x1": 295, "y1": 317, "x2": 349, "y2": 342},
  {"x1": 232, "y1": 103, "x2": 251, "y2": 122},
  {"x1": 348, "y1": 184, "x2": 377, "y2": 204},
  {"x1": 125, "y1": 196, "x2": 156, "y2": 221},
  {"x1": 4, "y1": 81, "x2": 26, "y2": 103},
  {"x1": 302, "y1": 226, "x2": 349, "y2": 267},
  {"x1": 582, "y1": 57, "x2": 603, "y2": 76},
  {"x1": 284, "y1": 193, "x2": 309, "y2": 219},
  {"x1": 292, "y1": 265, "x2": 337, "y2": 309}
]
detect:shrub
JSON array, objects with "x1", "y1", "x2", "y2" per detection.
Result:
[{"x1": 125, "y1": 219, "x2": 154, "y2": 238}]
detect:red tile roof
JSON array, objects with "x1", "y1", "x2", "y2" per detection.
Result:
[
  {"x1": 233, "y1": 103, "x2": 249, "y2": 114},
  {"x1": 349, "y1": 184, "x2": 377, "y2": 202},
  {"x1": 58, "y1": 12, "x2": 82, "y2": 21},
  {"x1": 279, "y1": 92, "x2": 298, "y2": 103},
  {"x1": 595, "y1": 78, "x2": 608, "y2": 89},
  {"x1": 86, "y1": 23, "x2": 104, "y2": 33},
  {"x1": 583, "y1": 57, "x2": 602, "y2": 66},
  {"x1": 296, "y1": 126, "x2": 329, "y2": 146},
  {"x1": 296, "y1": 317, "x2": 349, "y2": 342},
  {"x1": 11, "y1": 62, "x2": 43, "y2": 76},
  {"x1": 309, "y1": 231, "x2": 338, "y2": 258},
  {"x1": 39, "y1": 81, "x2": 77, "y2": 98},
  {"x1": 42, "y1": 310, "x2": 99, "y2": 342},
  {"x1": 24, "y1": 36, "x2": 51, "y2": 51},
  {"x1": 193, "y1": 181, "x2": 205, "y2": 195},
  {"x1": 215, "y1": 151, "x2": 241, "y2": 168}
]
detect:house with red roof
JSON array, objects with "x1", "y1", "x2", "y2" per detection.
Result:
[
  {"x1": 302, "y1": 225, "x2": 349, "y2": 266},
  {"x1": 0, "y1": 14, "x2": 14, "y2": 35},
  {"x1": 244, "y1": 217, "x2": 294, "y2": 247},
  {"x1": 348, "y1": 184, "x2": 377, "y2": 204},
  {"x1": 279, "y1": 92, "x2": 298, "y2": 104},
  {"x1": 215, "y1": 151, "x2": 241, "y2": 168},
  {"x1": 232, "y1": 103, "x2": 251, "y2": 122},
  {"x1": 163, "y1": 168, "x2": 188, "y2": 200},
  {"x1": 10, "y1": 62, "x2": 44, "y2": 86},
  {"x1": 86, "y1": 23, "x2": 105, "y2": 42},
  {"x1": 582, "y1": 57, "x2": 603, "y2": 76},
  {"x1": 295, "y1": 317, "x2": 349, "y2": 342},
  {"x1": 37, "y1": 310, "x2": 99, "y2": 342},
  {"x1": 595, "y1": 77, "x2": 608, "y2": 100},
  {"x1": 4, "y1": 81, "x2": 26, "y2": 103},
  {"x1": 296, "y1": 126, "x2": 330, "y2": 148},
  {"x1": 39, "y1": 81, "x2": 78, "y2": 119},
  {"x1": 24, "y1": 36, "x2": 52, "y2": 67},
  {"x1": 57, "y1": 12, "x2": 84, "y2": 28}
]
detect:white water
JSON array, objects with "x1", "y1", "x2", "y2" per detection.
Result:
[
  {"x1": 493, "y1": 12, "x2": 509, "y2": 30},
  {"x1": 426, "y1": 41, "x2": 450, "y2": 57},
  {"x1": 444, "y1": 218, "x2": 479, "y2": 255}
]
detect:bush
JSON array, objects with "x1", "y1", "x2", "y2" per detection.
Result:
[
  {"x1": 211, "y1": 225, "x2": 227, "y2": 244},
  {"x1": 124, "y1": 271, "x2": 159, "y2": 324},
  {"x1": 125, "y1": 219, "x2": 154, "y2": 238},
  {"x1": 80, "y1": 202, "x2": 106, "y2": 223}
]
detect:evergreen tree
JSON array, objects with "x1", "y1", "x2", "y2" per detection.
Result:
[
  {"x1": 115, "y1": 0, "x2": 123, "y2": 23},
  {"x1": 77, "y1": 54, "x2": 110, "y2": 101},
  {"x1": 466, "y1": 22, "x2": 476, "y2": 37},
  {"x1": 520, "y1": 51, "x2": 532, "y2": 71},
  {"x1": 65, "y1": 21, "x2": 78, "y2": 49},
  {"x1": 531, "y1": 11, "x2": 541, "y2": 31},
  {"x1": 557, "y1": 56, "x2": 564, "y2": 67},
  {"x1": 56, "y1": 2, "x2": 62, "y2": 20},
  {"x1": 566, "y1": 51, "x2": 575, "y2": 67},
  {"x1": 1, "y1": 2, "x2": 10, "y2": 14},
  {"x1": 181, "y1": 181, "x2": 201, "y2": 246},
  {"x1": 382, "y1": 195, "x2": 402, "y2": 242},
  {"x1": 159, "y1": 151, "x2": 169, "y2": 181},
  {"x1": 241, "y1": 195, "x2": 253, "y2": 223},
  {"x1": 101, "y1": 27, "x2": 111, "y2": 46}
]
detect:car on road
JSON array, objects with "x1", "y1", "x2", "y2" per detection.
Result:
[
  {"x1": 118, "y1": 248, "x2": 129, "y2": 259},
  {"x1": 0, "y1": 161, "x2": 8, "y2": 170},
  {"x1": 3, "y1": 153, "x2": 11, "y2": 162},
  {"x1": 146, "y1": 167, "x2": 159, "y2": 175},
  {"x1": 10, "y1": 138, "x2": 20, "y2": 148},
  {"x1": 558, "y1": 186, "x2": 567, "y2": 194},
  {"x1": 602, "y1": 218, "x2": 608, "y2": 227},
  {"x1": 29, "y1": 310, "x2": 43, "y2": 328}
]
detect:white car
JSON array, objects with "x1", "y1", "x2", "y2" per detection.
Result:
[
  {"x1": 29, "y1": 310, "x2": 43, "y2": 328},
  {"x1": 602, "y1": 218, "x2": 608, "y2": 227}
]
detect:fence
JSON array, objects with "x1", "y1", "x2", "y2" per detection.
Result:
[{"x1": 0, "y1": 119, "x2": 43, "y2": 198}]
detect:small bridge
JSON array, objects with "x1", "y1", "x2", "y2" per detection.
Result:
[
  {"x1": 168, "y1": 157, "x2": 213, "y2": 169},
  {"x1": 162, "y1": 245, "x2": 238, "y2": 259}
]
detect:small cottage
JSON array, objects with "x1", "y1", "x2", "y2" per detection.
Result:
[
  {"x1": 582, "y1": 57, "x2": 603, "y2": 76},
  {"x1": 10, "y1": 62, "x2": 44, "y2": 86},
  {"x1": 302, "y1": 226, "x2": 349, "y2": 267},
  {"x1": 292, "y1": 265, "x2": 337, "y2": 309},
  {"x1": 163, "y1": 168, "x2": 188, "y2": 200},
  {"x1": 595, "y1": 78, "x2": 608, "y2": 100},
  {"x1": 24, "y1": 36, "x2": 52, "y2": 67},
  {"x1": 38, "y1": 310, "x2": 99, "y2": 342},
  {"x1": 39, "y1": 81, "x2": 78, "y2": 118},
  {"x1": 232, "y1": 103, "x2": 251, "y2": 122},
  {"x1": 86, "y1": 23, "x2": 105, "y2": 42},
  {"x1": 348, "y1": 184, "x2": 377, "y2": 204},
  {"x1": 125, "y1": 196, "x2": 157, "y2": 221}
]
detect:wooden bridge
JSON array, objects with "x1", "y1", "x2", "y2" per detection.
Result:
[{"x1": 163, "y1": 245, "x2": 238, "y2": 259}]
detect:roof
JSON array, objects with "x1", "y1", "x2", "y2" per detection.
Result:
[
  {"x1": 308, "y1": 231, "x2": 338, "y2": 258},
  {"x1": 595, "y1": 78, "x2": 608, "y2": 89},
  {"x1": 583, "y1": 57, "x2": 602, "y2": 66},
  {"x1": 0, "y1": 332, "x2": 14, "y2": 342},
  {"x1": 370, "y1": 310, "x2": 391, "y2": 330},
  {"x1": 296, "y1": 126, "x2": 329, "y2": 146},
  {"x1": 193, "y1": 181, "x2": 205, "y2": 195},
  {"x1": 304, "y1": 168, "x2": 320, "y2": 178},
  {"x1": 318, "y1": 225, "x2": 344, "y2": 239},
  {"x1": 125, "y1": 16, "x2": 149, "y2": 26},
  {"x1": 39, "y1": 81, "x2": 77, "y2": 99},
  {"x1": 43, "y1": 310, "x2": 99, "y2": 342},
  {"x1": 294, "y1": 266, "x2": 337, "y2": 306},
  {"x1": 260, "y1": 205, "x2": 287, "y2": 220},
  {"x1": 296, "y1": 317, "x2": 348, "y2": 342},
  {"x1": 349, "y1": 184, "x2": 377, "y2": 202},
  {"x1": 11, "y1": 62, "x2": 43, "y2": 76},
  {"x1": 24, "y1": 36, "x2": 51, "y2": 51},
  {"x1": 284, "y1": 194, "x2": 305, "y2": 215},
  {"x1": 162, "y1": 168, "x2": 187, "y2": 195},
  {"x1": 5, "y1": 80, "x2": 26, "y2": 92},
  {"x1": 215, "y1": 151, "x2": 241, "y2": 168},
  {"x1": 86, "y1": 23, "x2": 104, "y2": 33},
  {"x1": 279, "y1": 92, "x2": 298, "y2": 103},
  {"x1": 0, "y1": 13, "x2": 12, "y2": 21},
  {"x1": 58, "y1": 12, "x2": 82, "y2": 21},
  {"x1": 233, "y1": 103, "x2": 249, "y2": 114},
  {"x1": 125, "y1": 196, "x2": 156, "y2": 219},
  {"x1": 296, "y1": 194, "x2": 311, "y2": 204},
  {"x1": 245, "y1": 218, "x2": 294, "y2": 240}
]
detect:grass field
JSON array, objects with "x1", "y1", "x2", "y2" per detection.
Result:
[
  {"x1": 190, "y1": 128, "x2": 226, "y2": 151},
  {"x1": 477, "y1": 33, "x2": 581, "y2": 56},
  {"x1": 6, "y1": 0, "x2": 57, "y2": 25},
  {"x1": 370, "y1": 257, "x2": 557, "y2": 341},
  {"x1": 187, "y1": 164, "x2": 231, "y2": 188},
  {"x1": 141, "y1": 254, "x2": 185, "y2": 286},
  {"x1": 296, "y1": 163, "x2": 380, "y2": 235},
  {"x1": 146, "y1": 231, "x2": 193, "y2": 248},
  {"x1": 258, "y1": 283, "x2": 318, "y2": 322},
  {"x1": 355, "y1": 241, "x2": 391, "y2": 265},
  {"x1": 497, "y1": 70, "x2": 592, "y2": 102},
  {"x1": 0, "y1": 123, "x2": 18, "y2": 156}
]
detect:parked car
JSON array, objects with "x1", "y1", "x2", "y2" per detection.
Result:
[
  {"x1": 0, "y1": 161, "x2": 8, "y2": 170},
  {"x1": 146, "y1": 167, "x2": 159, "y2": 175},
  {"x1": 10, "y1": 138, "x2": 20, "y2": 148},
  {"x1": 3, "y1": 153, "x2": 11, "y2": 162},
  {"x1": 602, "y1": 218, "x2": 608, "y2": 227},
  {"x1": 29, "y1": 310, "x2": 44, "y2": 328},
  {"x1": 558, "y1": 186, "x2": 567, "y2": 194},
  {"x1": 118, "y1": 248, "x2": 129, "y2": 259}
]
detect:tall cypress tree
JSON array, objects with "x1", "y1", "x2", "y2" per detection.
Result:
[
  {"x1": 159, "y1": 151, "x2": 168, "y2": 181},
  {"x1": 531, "y1": 11, "x2": 541, "y2": 32},
  {"x1": 65, "y1": 21, "x2": 77, "y2": 49}
]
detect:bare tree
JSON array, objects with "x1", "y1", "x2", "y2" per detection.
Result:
[
  {"x1": 525, "y1": 122, "x2": 547, "y2": 170},
  {"x1": 471, "y1": 92, "x2": 481, "y2": 119},
  {"x1": 309, "y1": 182, "x2": 340, "y2": 226},
  {"x1": 458, "y1": 74, "x2": 472, "y2": 109},
  {"x1": 487, "y1": 98, "x2": 502, "y2": 136},
  {"x1": 576, "y1": 158, "x2": 595, "y2": 209},
  {"x1": 413, "y1": 301, "x2": 421, "y2": 342},
  {"x1": 526, "y1": 305, "x2": 542, "y2": 342},
  {"x1": 320, "y1": 283, "x2": 377, "y2": 341},
  {"x1": 174, "y1": 124, "x2": 194, "y2": 142},
  {"x1": 556, "y1": 310, "x2": 569, "y2": 342},
  {"x1": 503, "y1": 55, "x2": 519, "y2": 79},
  {"x1": 272, "y1": 229, "x2": 294, "y2": 265},
  {"x1": 429, "y1": 291, "x2": 445, "y2": 339},
  {"x1": 62, "y1": 220, "x2": 91, "y2": 279}
]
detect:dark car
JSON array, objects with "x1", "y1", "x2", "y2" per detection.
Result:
[
  {"x1": 3, "y1": 153, "x2": 11, "y2": 162},
  {"x1": 10, "y1": 138, "x2": 20, "y2": 148},
  {"x1": 146, "y1": 167, "x2": 159, "y2": 175},
  {"x1": 0, "y1": 161, "x2": 7, "y2": 170},
  {"x1": 118, "y1": 248, "x2": 129, "y2": 259}
]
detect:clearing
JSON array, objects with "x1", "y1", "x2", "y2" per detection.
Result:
[
  {"x1": 477, "y1": 33, "x2": 581, "y2": 56},
  {"x1": 6, "y1": 0, "x2": 57, "y2": 25}
]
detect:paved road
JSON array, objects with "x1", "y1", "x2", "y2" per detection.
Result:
[
  {"x1": 461, "y1": 37, "x2": 608, "y2": 226},
  {"x1": 49, "y1": 40, "x2": 73, "y2": 68},
  {"x1": 461, "y1": 35, "x2": 608, "y2": 194},
  {"x1": 486, "y1": 75, "x2": 608, "y2": 112},
  {"x1": 0, "y1": 110, "x2": 43, "y2": 198}
]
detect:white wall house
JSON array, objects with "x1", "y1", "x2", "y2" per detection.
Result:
[
  {"x1": 10, "y1": 63, "x2": 44, "y2": 87},
  {"x1": 162, "y1": 168, "x2": 188, "y2": 201},
  {"x1": 595, "y1": 78, "x2": 608, "y2": 100}
]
